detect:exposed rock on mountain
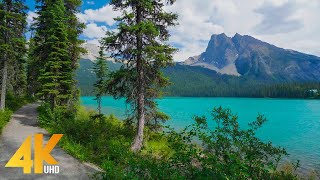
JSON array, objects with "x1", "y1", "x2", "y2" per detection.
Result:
[
  {"x1": 81, "y1": 43, "x2": 100, "y2": 61},
  {"x1": 184, "y1": 33, "x2": 320, "y2": 82}
]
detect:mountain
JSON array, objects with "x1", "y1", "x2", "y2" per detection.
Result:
[
  {"x1": 77, "y1": 36, "x2": 320, "y2": 97},
  {"x1": 76, "y1": 59, "x2": 122, "y2": 95},
  {"x1": 81, "y1": 43, "x2": 100, "y2": 61},
  {"x1": 76, "y1": 59, "x2": 320, "y2": 98},
  {"x1": 184, "y1": 33, "x2": 320, "y2": 82}
]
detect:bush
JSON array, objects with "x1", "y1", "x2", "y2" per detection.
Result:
[
  {"x1": 165, "y1": 107, "x2": 298, "y2": 179},
  {"x1": 38, "y1": 104, "x2": 299, "y2": 179},
  {"x1": 5, "y1": 93, "x2": 34, "y2": 111},
  {"x1": 0, "y1": 93, "x2": 34, "y2": 135},
  {"x1": 0, "y1": 110, "x2": 12, "y2": 133}
]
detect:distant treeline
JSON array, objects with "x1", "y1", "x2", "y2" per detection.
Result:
[
  {"x1": 163, "y1": 64, "x2": 320, "y2": 98},
  {"x1": 165, "y1": 82, "x2": 320, "y2": 98},
  {"x1": 77, "y1": 60, "x2": 320, "y2": 99}
]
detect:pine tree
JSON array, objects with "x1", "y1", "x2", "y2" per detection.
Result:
[
  {"x1": 64, "y1": 0, "x2": 86, "y2": 106},
  {"x1": 0, "y1": 0, "x2": 27, "y2": 110},
  {"x1": 102, "y1": 0, "x2": 178, "y2": 152},
  {"x1": 33, "y1": 0, "x2": 73, "y2": 110},
  {"x1": 27, "y1": 37, "x2": 39, "y2": 97},
  {"x1": 30, "y1": 0, "x2": 83, "y2": 111},
  {"x1": 28, "y1": 0, "x2": 53, "y2": 97},
  {"x1": 64, "y1": 0, "x2": 86, "y2": 68},
  {"x1": 93, "y1": 46, "x2": 108, "y2": 116}
]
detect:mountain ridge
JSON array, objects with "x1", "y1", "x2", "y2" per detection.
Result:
[
  {"x1": 183, "y1": 33, "x2": 320, "y2": 82},
  {"x1": 77, "y1": 34, "x2": 320, "y2": 97}
]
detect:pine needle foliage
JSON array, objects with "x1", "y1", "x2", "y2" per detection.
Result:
[{"x1": 102, "y1": 0, "x2": 178, "y2": 151}]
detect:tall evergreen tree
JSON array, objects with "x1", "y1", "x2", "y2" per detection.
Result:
[
  {"x1": 28, "y1": 0, "x2": 53, "y2": 98},
  {"x1": 93, "y1": 46, "x2": 108, "y2": 115},
  {"x1": 32, "y1": 0, "x2": 72, "y2": 110},
  {"x1": 0, "y1": 0, "x2": 27, "y2": 110},
  {"x1": 64, "y1": 0, "x2": 86, "y2": 106},
  {"x1": 102, "y1": 0, "x2": 178, "y2": 152},
  {"x1": 30, "y1": 0, "x2": 84, "y2": 111},
  {"x1": 27, "y1": 37, "x2": 39, "y2": 97},
  {"x1": 64, "y1": 0, "x2": 86, "y2": 68}
]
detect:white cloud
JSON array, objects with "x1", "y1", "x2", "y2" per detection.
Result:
[
  {"x1": 27, "y1": 11, "x2": 38, "y2": 27},
  {"x1": 166, "y1": 0, "x2": 320, "y2": 60},
  {"x1": 255, "y1": 0, "x2": 320, "y2": 56},
  {"x1": 79, "y1": 0, "x2": 320, "y2": 61},
  {"x1": 165, "y1": 0, "x2": 261, "y2": 61},
  {"x1": 77, "y1": 4, "x2": 121, "y2": 25},
  {"x1": 83, "y1": 23, "x2": 108, "y2": 39},
  {"x1": 85, "y1": 39, "x2": 100, "y2": 45}
]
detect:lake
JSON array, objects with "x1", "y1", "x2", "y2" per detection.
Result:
[{"x1": 81, "y1": 96, "x2": 320, "y2": 172}]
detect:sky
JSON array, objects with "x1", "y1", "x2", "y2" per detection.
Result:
[{"x1": 26, "y1": 0, "x2": 320, "y2": 61}]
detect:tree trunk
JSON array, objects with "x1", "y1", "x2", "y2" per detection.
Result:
[
  {"x1": 0, "y1": 11, "x2": 9, "y2": 111},
  {"x1": 131, "y1": 3, "x2": 145, "y2": 152},
  {"x1": 0, "y1": 60, "x2": 8, "y2": 111},
  {"x1": 98, "y1": 96, "x2": 101, "y2": 115},
  {"x1": 131, "y1": 80, "x2": 145, "y2": 152}
]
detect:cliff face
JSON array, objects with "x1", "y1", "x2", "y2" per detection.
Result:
[{"x1": 184, "y1": 33, "x2": 320, "y2": 82}]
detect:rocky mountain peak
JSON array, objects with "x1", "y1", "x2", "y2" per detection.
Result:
[
  {"x1": 202, "y1": 33, "x2": 238, "y2": 69},
  {"x1": 184, "y1": 33, "x2": 320, "y2": 81}
]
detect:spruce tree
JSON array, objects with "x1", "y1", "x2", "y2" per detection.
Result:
[
  {"x1": 64, "y1": 0, "x2": 86, "y2": 106},
  {"x1": 93, "y1": 46, "x2": 108, "y2": 116},
  {"x1": 27, "y1": 37, "x2": 39, "y2": 97},
  {"x1": 0, "y1": 0, "x2": 27, "y2": 110},
  {"x1": 102, "y1": 0, "x2": 178, "y2": 152},
  {"x1": 33, "y1": 0, "x2": 73, "y2": 110},
  {"x1": 30, "y1": 0, "x2": 83, "y2": 111},
  {"x1": 28, "y1": 0, "x2": 53, "y2": 98}
]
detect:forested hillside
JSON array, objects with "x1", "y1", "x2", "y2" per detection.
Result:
[
  {"x1": 77, "y1": 59, "x2": 320, "y2": 98},
  {"x1": 76, "y1": 59, "x2": 121, "y2": 95}
]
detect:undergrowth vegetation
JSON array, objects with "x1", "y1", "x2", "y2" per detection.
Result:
[
  {"x1": 37, "y1": 103, "x2": 304, "y2": 180},
  {"x1": 0, "y1": 110, "x2": 12, "y2": 133},
  {"x1": 0, "y1": 94, "x2": 34, "y2": 133}
]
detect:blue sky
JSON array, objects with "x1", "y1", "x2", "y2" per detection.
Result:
[
  {"x1": 26, "y1": 0, "x2": 109, "y2": 12},
  {"x1": 26, "y1": 0, "x2": 320, "y2": 61},
  {"x1": 80, "y1": 1, "x2": 111, "y2": 11}
]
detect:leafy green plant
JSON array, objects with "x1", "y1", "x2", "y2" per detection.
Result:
[
  {"x1": 0, "y1": 110, "x2": 12, "y2": 133},
  {"x1": 103, "y1": 0, "x2": 178, "y2": 152},
  {"x1": 5, "y1": 93, "x2": 34, "y2": 111},
  {"x1": 38, "y1": 104, "x2": 300, "y2": 179},
  {"x1": 165, "y1": 107, "x2": 299, "y2": 179}
]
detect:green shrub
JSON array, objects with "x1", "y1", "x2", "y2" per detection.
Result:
[
  {"x1": 5, "y1": 93, "x2": 35, "y2": 111},
  {"x1": 38, "y1": 104, "x2": 299, "y2": 179},
  {"x1": 0, "y1": 94, "x2": 34, "y2": 135},
  {"x1": 0, "y1": 110, "x2": 12, "y2": 133},
  {"x1": 164, "y1": 107, "x2": 299, "y2": 179}
]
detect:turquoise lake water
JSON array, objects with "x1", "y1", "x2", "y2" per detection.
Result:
[{"x1": 81, "y1": 96, "x2": 320, "y2": 171}]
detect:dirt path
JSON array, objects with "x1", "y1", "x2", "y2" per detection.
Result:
[{"x1": 0, "y1": 103, "x2": 99, "y2": 180}]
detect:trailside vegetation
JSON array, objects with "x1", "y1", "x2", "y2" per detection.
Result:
[
  {"x1": 0, "y1": 0, "x2": 28, "y2": 110},
  {"x1": 0, "y1": 0, "x2": 32, "y2": 132},
  {"x1": 102, "y1": 0, "x2": 178, "y2": 151},
  {"x1": 37, "y1": 104, "x2": 300, "y2": 179}
]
